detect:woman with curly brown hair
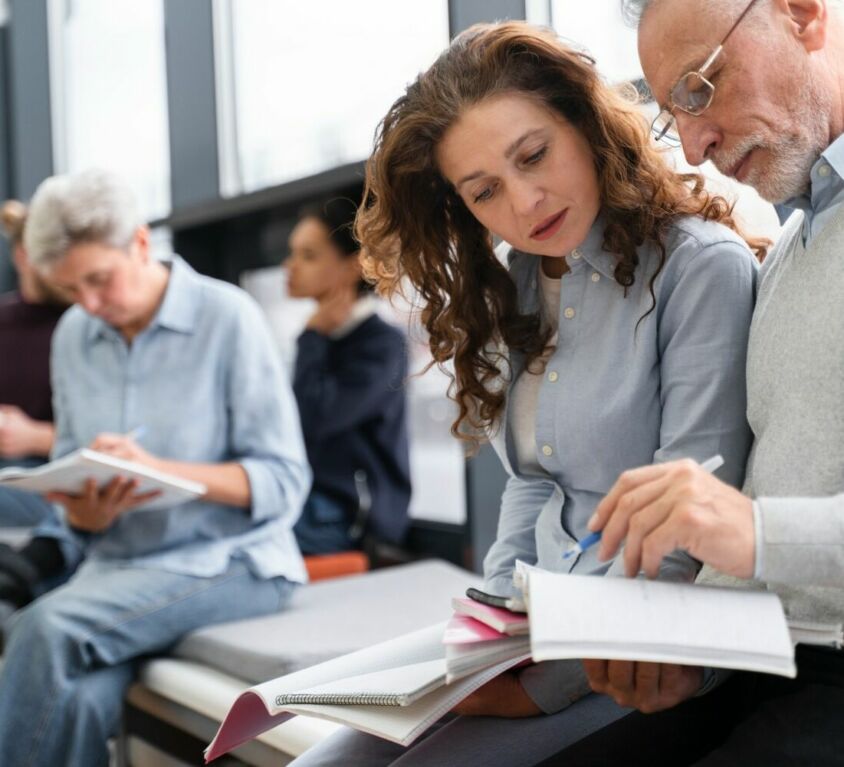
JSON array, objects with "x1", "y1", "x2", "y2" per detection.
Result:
[{"x1": 289, "y1": 20, "x2": 761, "y2": 767}]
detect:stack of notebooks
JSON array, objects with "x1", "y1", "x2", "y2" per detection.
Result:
[
  {"x1": 204, "y1": 569, "x2": 844, "y2": 763},
  {"x1": 444, "y1": 598, "x2": 530, "y2": 682}
]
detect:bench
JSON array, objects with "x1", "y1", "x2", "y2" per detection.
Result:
[{"x1": 119, "y1": 559, "x2": 480, "y2": 766}]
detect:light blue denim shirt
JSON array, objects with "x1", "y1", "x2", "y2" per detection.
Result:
[
  {"x1": 483, "y1": 214, "x2": 757, "y2": 597},
  {"x1": 775, "y1": 132, "x2": 844, "y2": 244},
  {"x1": 46, "y1": 256, "x2": 311, "y2": 582}
]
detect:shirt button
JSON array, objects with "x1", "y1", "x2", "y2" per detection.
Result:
[
  {"x1": 818, "y1": 164, "x2": 832, "y2": 178},
  {"x1": 571, "y1": 248, "x2": 582, "y2": 260},
  {"x1": 591, "y1": 272, "x2": 600, "y2": 283},
  {"x1": 564, "y1": 307, "x2": 576, "y2": 319},
  {"x1": 548, "y1": 371, "x2": 558, "y2": 382},
  {"x1": 542, "y1": 445, "x2": 553, "y2": 456}
]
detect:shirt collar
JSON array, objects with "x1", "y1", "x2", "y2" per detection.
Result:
[
  {"x1": 507, "y1": 210, "x2": 617, "y2": 306},
  {"x1": 329, "y1": 295, "x2": 379, "y2": 339},
  {"x1": 86, "y1": 254, "x2": 200, "y2": 344},
  {"x1": 777, "y1": 132, "x2": 844, "y2": 223},
  {"x1": 570, "y1": 211, "x2": 618, "y2": 281}
]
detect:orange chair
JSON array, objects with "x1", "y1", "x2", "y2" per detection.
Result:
[{"x1": 303, "y1": 551, "x2": 370, "y2": 582}]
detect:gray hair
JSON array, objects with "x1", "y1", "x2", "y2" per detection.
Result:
[
  {"x1": 622, "y1": 0, "x2": 842, "y2": 27},
  {"x1": 24, "y1": 169, "x2": 141, "y2": 269}
]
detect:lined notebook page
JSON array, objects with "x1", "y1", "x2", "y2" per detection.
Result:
[{"x1": 529, "y1": 571, "x2": 795, "y2": 677}]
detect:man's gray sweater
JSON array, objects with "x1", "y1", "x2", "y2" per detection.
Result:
[{"x1": 710, "y1": 206, "x2": 844, "y2": 623}]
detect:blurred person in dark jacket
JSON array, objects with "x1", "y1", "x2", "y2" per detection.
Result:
[
  {"x1": 0, "y1": 200, "x2": 72, "y2": 611},
  {"x1": 286, "y1": 198, "x2": 411, "y2": 553}
]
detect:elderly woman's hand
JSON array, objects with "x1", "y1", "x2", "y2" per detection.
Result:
[{"x1": 46, "y1": 477, "x2": 161, "y2": 532}]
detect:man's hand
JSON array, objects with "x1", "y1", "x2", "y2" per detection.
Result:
[
  {"x1": 305, "y1": 288, "x2": 356, "y2": 335},
  {"x1": 46, "y1": 477, "x2": 161, "y2": 532},
  {"x1": 0, "y1": 404, "x2": 54, "y2": 458},
  {"x1": 589, "y1": 459, "x2": 755, "y2": 579},
  {"x1": 583, "y1": 659, "x2": 703, "y2": 713},
  {"x1": 89, "y1": 433, "x2": 159, "y2": 468},
  {"x1": 451, "y1": 670, "x2": 541, "y2": 718}
]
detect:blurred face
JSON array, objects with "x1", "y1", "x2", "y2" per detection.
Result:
[
  {"x1": 42, "y1": 229, "x2": 153, "y2": 330},
  {"x1": 13, "y1": 244, "x2": 67, "y2": 306},
  {"x1": 286, "y1": 217, "x2": 360, "y2": 300},
  {"x1": 435, "y1": 92, "x2": 601, "y2": 258},
  {"x1": 639, "y1": 0, "x2": 832, "y2": 202}
]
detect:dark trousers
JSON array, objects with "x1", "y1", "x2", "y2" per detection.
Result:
[{"x1": 537, "y1": 645, "x2": 844, "y2": 767}]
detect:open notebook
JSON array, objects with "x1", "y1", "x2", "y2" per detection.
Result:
[
  {"x1": 0, "y1": 448, "x2": 206, "y2": 511},
  {"x1": 204, "y1": 621, "x2": 530, "y2": 762},
  {"x1": 529, "y1": 570, "x2": 797, "y2": 677}
]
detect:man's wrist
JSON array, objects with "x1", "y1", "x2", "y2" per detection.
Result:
[{"x1": 752, "y1": 500, "x2": 764, "y2": 580}]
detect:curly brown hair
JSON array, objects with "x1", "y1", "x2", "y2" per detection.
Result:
[{"x1": 357, "y1": 21, "x2": 767, "y2": 445}]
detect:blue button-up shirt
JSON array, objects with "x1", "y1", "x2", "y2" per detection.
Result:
[
  {"x1": 48, "y1": 256, "x2": 311, "y2": 581},
  {"x1": 483, "y1": 214, "x2": 757, "y2": 597},
  {"x1": 776, "y1": 132, "x2": 844, "y2": 244}
]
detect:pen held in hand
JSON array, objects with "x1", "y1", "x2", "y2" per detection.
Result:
[
  {"x1": 561, "y1": 453, "x2": 725, "y2": 560},
  {"x1": 124, "y1": 426, "x2": 146, "y2": 443}
]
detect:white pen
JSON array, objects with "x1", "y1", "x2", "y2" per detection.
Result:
[{"x1": 562, "y1": 454, "x2": 725, "y2": 559}]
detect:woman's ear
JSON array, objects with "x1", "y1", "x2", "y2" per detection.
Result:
[{"x1": 132, "y1": 226, "x2": 152, "y2": 263}]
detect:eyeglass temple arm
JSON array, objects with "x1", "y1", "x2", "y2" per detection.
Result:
[
  {"x1": 699, "y1": 45, "x2": 723, "y2": 74},
  {"x1": 699, "y1": 0, "x2": 758, "y2": 76}
]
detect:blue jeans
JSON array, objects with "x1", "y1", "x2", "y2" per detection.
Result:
[
  {"x1": 0, "y1": 558, "x2": 294, "y2": 766},
  {"x1": 0, "y1": 487, "x2": 56, "y2": 528},
  {"x1": 294, "y1": 491, "x2": 356, "y2": 555}
]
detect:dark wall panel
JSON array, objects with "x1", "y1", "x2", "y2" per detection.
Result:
[
  {"x1": 449, "y1": 0, "x2": 526, "y2": 36},
  {"x1": 164, "y1": 0, "x2": 220, "y2": 210}
]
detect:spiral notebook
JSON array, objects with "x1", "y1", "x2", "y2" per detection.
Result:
[{"x1": 204, "y1": 621, "x2": 530, "y2": 762}]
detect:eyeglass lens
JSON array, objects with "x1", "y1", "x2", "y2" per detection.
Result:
[{"x1": 671, "y1": 72, "x2": 715, "y2": 115}]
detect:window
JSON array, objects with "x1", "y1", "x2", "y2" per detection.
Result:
[
  {"x1": 221, "y1": 0, "x2": 449, "y2": 195},
  {"x1": 48, "y1": 0, "x2": 171, "y2": 220},
  {"x1": 549, "y1": 0, "x2": 641, "y2": 84}
]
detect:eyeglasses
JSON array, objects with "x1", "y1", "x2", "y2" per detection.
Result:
[{"x1": 651, "y1": 0, "x2": 760, "y2": 146}]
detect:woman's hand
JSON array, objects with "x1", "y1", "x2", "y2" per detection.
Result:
[
  {"x1": 89, "y1": 433, "x2": 160, "y2": 469},
  {"x1": 0, "y1": 404, "x2": 54, "y2": 458},
  {"x1": 451, "y1": 670, "x2": 541, "y2": 718},
  {"x1": 46, "y1": 477, "x2": 161, "y2": 532}
]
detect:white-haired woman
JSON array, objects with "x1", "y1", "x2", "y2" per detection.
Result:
[{"x1": 0, "y1": 169, "x2": 311, "y2": 767}]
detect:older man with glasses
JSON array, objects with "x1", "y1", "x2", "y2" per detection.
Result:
[{"x1": 536, "y1": 1, "x2": 844, "y2": 766}]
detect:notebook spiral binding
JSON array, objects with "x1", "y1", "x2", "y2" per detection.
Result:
[{"x1": 275, "y1": 693, "x2": 403, "y2": 707}]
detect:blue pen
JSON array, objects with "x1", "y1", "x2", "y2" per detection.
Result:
[
  {"x1": 562, "y1": 454, "x2": 725, "y2": 560},
  {"x1": 125, "y1": 426, "x2": 147, "y2": 443}
]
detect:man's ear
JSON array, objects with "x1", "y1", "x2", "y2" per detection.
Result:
[{"x1": 782, "y1": 0, "x2": 828, "y2": 52}]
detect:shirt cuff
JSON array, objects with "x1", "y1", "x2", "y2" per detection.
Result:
[
  {"x1": 696, "y1": 666, "x2": 733, "y2": 697},
  {"x1": 482, "y1": 574, "x2": 520, "y2": 599},
  {"x1": 518, "y1": 660, "x2": 592, "y2": 714}
]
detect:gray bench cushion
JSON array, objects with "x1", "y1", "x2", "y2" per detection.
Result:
[{"x1": 172, "y1": 559, "x2": 479, "y2": 684}]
